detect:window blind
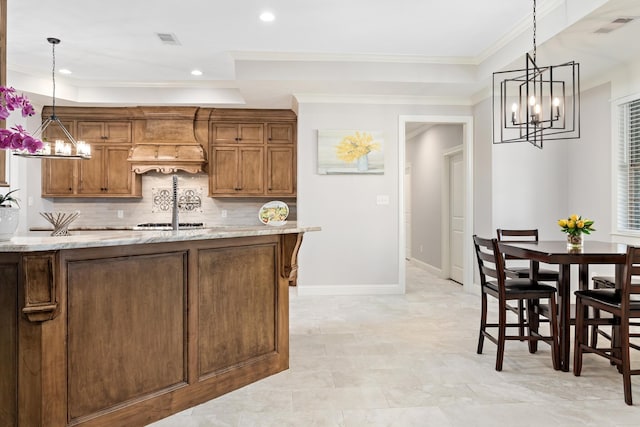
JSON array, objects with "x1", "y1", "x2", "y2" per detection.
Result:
[{"x1": 618, "y1": 98, "x2": 640, "y2": 231}]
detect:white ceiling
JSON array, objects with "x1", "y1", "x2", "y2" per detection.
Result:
[{"x1": 5, "y1": 0, "x2": 640, "y2": 109}]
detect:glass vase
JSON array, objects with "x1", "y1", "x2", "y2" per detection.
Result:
[{"x1": 567, "y1": 233, "x2": 583, "y2": 249}]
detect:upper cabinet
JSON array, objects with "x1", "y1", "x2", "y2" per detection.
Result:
[
  {"x1": 40, "y1": 108, "x2": 141, "y2": 198},
  {"x1": 38, "y1": 106, "x2": 296, "y2": 199},
  {"x1": 76, "y1": 121, "x2": 132, "y2": 144},
  {"x1": 208, "y1": 109, "x2": 296, "y2": 198}
]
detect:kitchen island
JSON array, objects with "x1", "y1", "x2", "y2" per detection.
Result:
[{"x1": 0, "y1": 225, "x2": 317, "y2": 427}]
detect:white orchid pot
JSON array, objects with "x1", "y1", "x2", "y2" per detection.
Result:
[{"x1": 0, "y1": 207, "x2": 19, "y2": 240}]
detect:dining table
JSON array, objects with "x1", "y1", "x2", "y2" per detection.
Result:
[{"x1": 497, "y1": 240, "x2": 628, "y2": 372}]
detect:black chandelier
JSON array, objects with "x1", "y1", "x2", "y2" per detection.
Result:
[{"x1": 492, "y1": 0, "x2": 580, "y2": 149}]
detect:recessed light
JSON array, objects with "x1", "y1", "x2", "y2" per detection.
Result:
[
  {"x1": 191, "y1": 69, "x2": 203, "y2": 76},
  {"x1": 59, "y1": 68, "x2": 72, "y2": 75},
  {"x1": 259, "y1": 11, "x2": 275, "y2": 22}
]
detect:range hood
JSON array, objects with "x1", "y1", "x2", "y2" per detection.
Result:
[{"x1": 128, "y1": 107, "x2": 207, "y2": 174}]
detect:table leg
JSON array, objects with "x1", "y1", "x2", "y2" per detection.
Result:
[{"x1": 557, "y1": 263, "x2": 571, "y2": 371}]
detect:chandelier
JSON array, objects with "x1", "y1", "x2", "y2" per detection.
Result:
[
  {"x1": 15, "y1": 38, "x2": 91, "y2": 159},
  {"x1": 492, "y1": 0, "x2": 580, "y2": 148}
]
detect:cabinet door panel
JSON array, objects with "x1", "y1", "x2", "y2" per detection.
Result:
[
  {"x1": 238, "y1": 124, "x2": 264, "y2": 144},
  {"x1": 267, "y1": 147, "x2": 295, "y2": 196},
  {"x1": 211, "y1": 124, "x2": 241, "y2": 144},
  {"x1": 105, "y1": 122, "x2": 132, "y2": 143},
  {"x1": 266, "y1": 123, "x2": 293, "y2": 144},
  {"x1": 76, "y1": 122, "x2": 105, "y2": 142},
  {"x1": 104, "y1": 146, "x2": 133, "y2": 194},
  {"x1": 42, "y1": 119, "x2": 75, "y2": 142},
  {"x1": 238, "y1": 147, "x2": 264, "y2": 194},
  {"x1": 210, "y1": 147, "x2": 239, "y2": 194},
  {"x1": 42, "y1": 159, "x2": 76, "y2": 195},
  {"x1": 78, "y1": 146, "x2": 105, "y2": 195}
]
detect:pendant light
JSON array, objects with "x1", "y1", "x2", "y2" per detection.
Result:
[
  {"x1": 492, "y1": 0, "x2": 580, "y2": 148},
  {"x1": 14, "y1": 37, "x2": 91, "y2": 159}
]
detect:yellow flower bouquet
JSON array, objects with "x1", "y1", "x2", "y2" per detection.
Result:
[
  {"x1": 335, "y1": 131, "x2": 380, "y2": 163},
  {"x1": 557, "y1": 214, "x2": 595, "y2": 236},
  {"x1": 558, "y1": 214, "x2": 595, "y2": 248}
]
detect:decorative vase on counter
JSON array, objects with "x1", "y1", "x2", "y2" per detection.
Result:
[
  {"x1": 567, "y1": 233, "x2": 583, "y2": 250},
  {"x1": 0, "y1": 207, "x2": 19, "y2": 241}
]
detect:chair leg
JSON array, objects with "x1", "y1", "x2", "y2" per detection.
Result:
[
  {"x1": 591, "y1": 307, "x2": 600, "y2": 347},
  {"x1": 496, "y1": 299, "x2": 507, "y2": 371},
  {"x1": 527, "y1": 298, "x2": 540, "y2": 354},
  {"x1": 548, "y1": 293, "x2": 560, "y2": 371},
  {"x1": 573, "y1": 298, "x2": 585, "y2": 376},
  {"x1": 621, "y1": 318, "x2": 633, "y2": 405},
  {"x1": 518, "y1": 299, "x2": 525, "y2": 341},
  {"x1": 477, "y1": 291, "x2": 487, "y2": 354}
]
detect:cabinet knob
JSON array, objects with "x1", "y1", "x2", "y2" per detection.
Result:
[{"x1": 101, "y1": 136, "x2": 108, "y2": 140}]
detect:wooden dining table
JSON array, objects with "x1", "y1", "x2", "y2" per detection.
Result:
[{"x1": 497, "y1": 240, "x2": 628, "y2": 371}]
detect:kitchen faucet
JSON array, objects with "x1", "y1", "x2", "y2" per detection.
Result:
[{"x1": 172, "y1": 175, "x2": 179, "y2": 230}]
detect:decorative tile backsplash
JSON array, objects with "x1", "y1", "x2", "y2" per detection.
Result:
[
  {"x1": 151, "y1": 187, "x2": 203, "y2": 213},
  {"x1": 34, "y1": 172, "x2": 296, "y2": 229}
]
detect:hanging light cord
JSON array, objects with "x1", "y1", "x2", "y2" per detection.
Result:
[
  {"x1": 50, "y1": 40, "x2": 57, "y2": 117},
  {"x1": 532, "y1": 0, "x2": 537, "y2": 61}
]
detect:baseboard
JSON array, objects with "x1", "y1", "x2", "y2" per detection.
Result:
[
  {"x1": 408, "y1": 258, "x2": 443, "y2": 278},
  {"x1": 295, "y1": 283, "x2": 403, "y2": 296}
]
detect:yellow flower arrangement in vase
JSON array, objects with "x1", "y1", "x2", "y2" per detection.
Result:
[
  {"x1": 335, "y1": 131, "x2": 381, "y2": 171},
  {"x1": 557, "y1": 214, "x2": 595, "y2": 249}
]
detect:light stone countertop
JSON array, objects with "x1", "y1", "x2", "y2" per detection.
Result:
[{"x1": 0, "y1": 224, "x2": 320, "y2": 252}]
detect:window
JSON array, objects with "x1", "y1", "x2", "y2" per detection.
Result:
[{"x1": 617, "y1": 98, "x2": 640, "y2": 232}]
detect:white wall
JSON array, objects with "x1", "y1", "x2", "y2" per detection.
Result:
[
  {"x1": 489, "y1": 83, "x2": 611, "y2": 241},
  {"x1": 406, "y1": 124, "x2": 462, "y2": 268},
  {"x1": 295, "y1": 102, "x2": 472, "y2": 294}
]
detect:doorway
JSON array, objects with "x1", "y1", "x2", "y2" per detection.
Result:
[{"x1": 398, "y1": 115, "x2": 474, "y2": 293}]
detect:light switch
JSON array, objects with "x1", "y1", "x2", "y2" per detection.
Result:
[{"x1": 376, "y1": 195, "x2": 390, "y2": 205}]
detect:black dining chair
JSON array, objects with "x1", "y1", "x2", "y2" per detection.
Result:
[
  {"x1": 473, "y1": 235, "x2": 559, "y2": 371},
  {"x1": 496, "y1": 229, "x2": 560, "y2": 338},
  {"x1": 574, "y1": 246, "x2": 640, "y2": 405}
]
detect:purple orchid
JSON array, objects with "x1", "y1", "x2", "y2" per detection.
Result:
[{"x1": 0, "y1": 86, "x2": 43, "y2": 153}]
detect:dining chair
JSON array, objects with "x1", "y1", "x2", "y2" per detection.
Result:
[
  {"x1": 496, "y1": 229, "x2": 560, "y2": 338},
  {"x1": 473, "y1": 235, "x2": 560, "y2": 371},
  {"x1": 573, "y1": 246, "x2": 640, "y2": 405}
]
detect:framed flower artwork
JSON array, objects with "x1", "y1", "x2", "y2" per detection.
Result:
[{"x1": 317, "y1": 129, "x2": 384, "y2": 174}]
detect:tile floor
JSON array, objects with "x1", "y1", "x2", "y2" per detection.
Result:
[{"x1": 149, "y1": 262, "x2": 640, "y2": 426}]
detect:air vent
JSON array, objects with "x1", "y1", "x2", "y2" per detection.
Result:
[
  {"x1": 594, "y1": 17, "x2": 635, "y2": 34},
  {"x1": 156, "y1": 33, "x2": 181, "y2": 45}
]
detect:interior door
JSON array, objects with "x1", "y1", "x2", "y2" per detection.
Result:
[
  {"x1": 404, "y1": 163, "x2": 411, "y2": 260},
  {"x1": 449, "y1": 151, "x2": 464, "y2": 283}
]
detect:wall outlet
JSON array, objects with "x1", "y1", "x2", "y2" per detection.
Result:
[
  {"x1": 221, "y1": 209, "x2": 227, "y2": 218},
  {"x1": 376, "y1": 195, "x2": 390, "y2": 205},
  {"x1": 117, "y1": 210, "x2": 124, "y2": 219}
]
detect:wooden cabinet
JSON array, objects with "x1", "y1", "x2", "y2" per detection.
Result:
[
  {"x1": 211, "y1": 123, "x2": 264, "y2": 144},
  {"x1": 267, "y1": 146, "x2": 295, "y2": 195},
  {"x1": 209, "y1": 146, "x2": 264, "y2": 195},
  {"x1": 76, "y1": 120, "x2": 132, "y2": 143},
  {"x1": 40, "y1": 114, "x2": 141, "y2": 198},
  {"x1": 209, "y1": 110, "x2": 296, "y2": 198},
  {"x1": 77, "y1": 145, "x2": 135, "y2": 195}
]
